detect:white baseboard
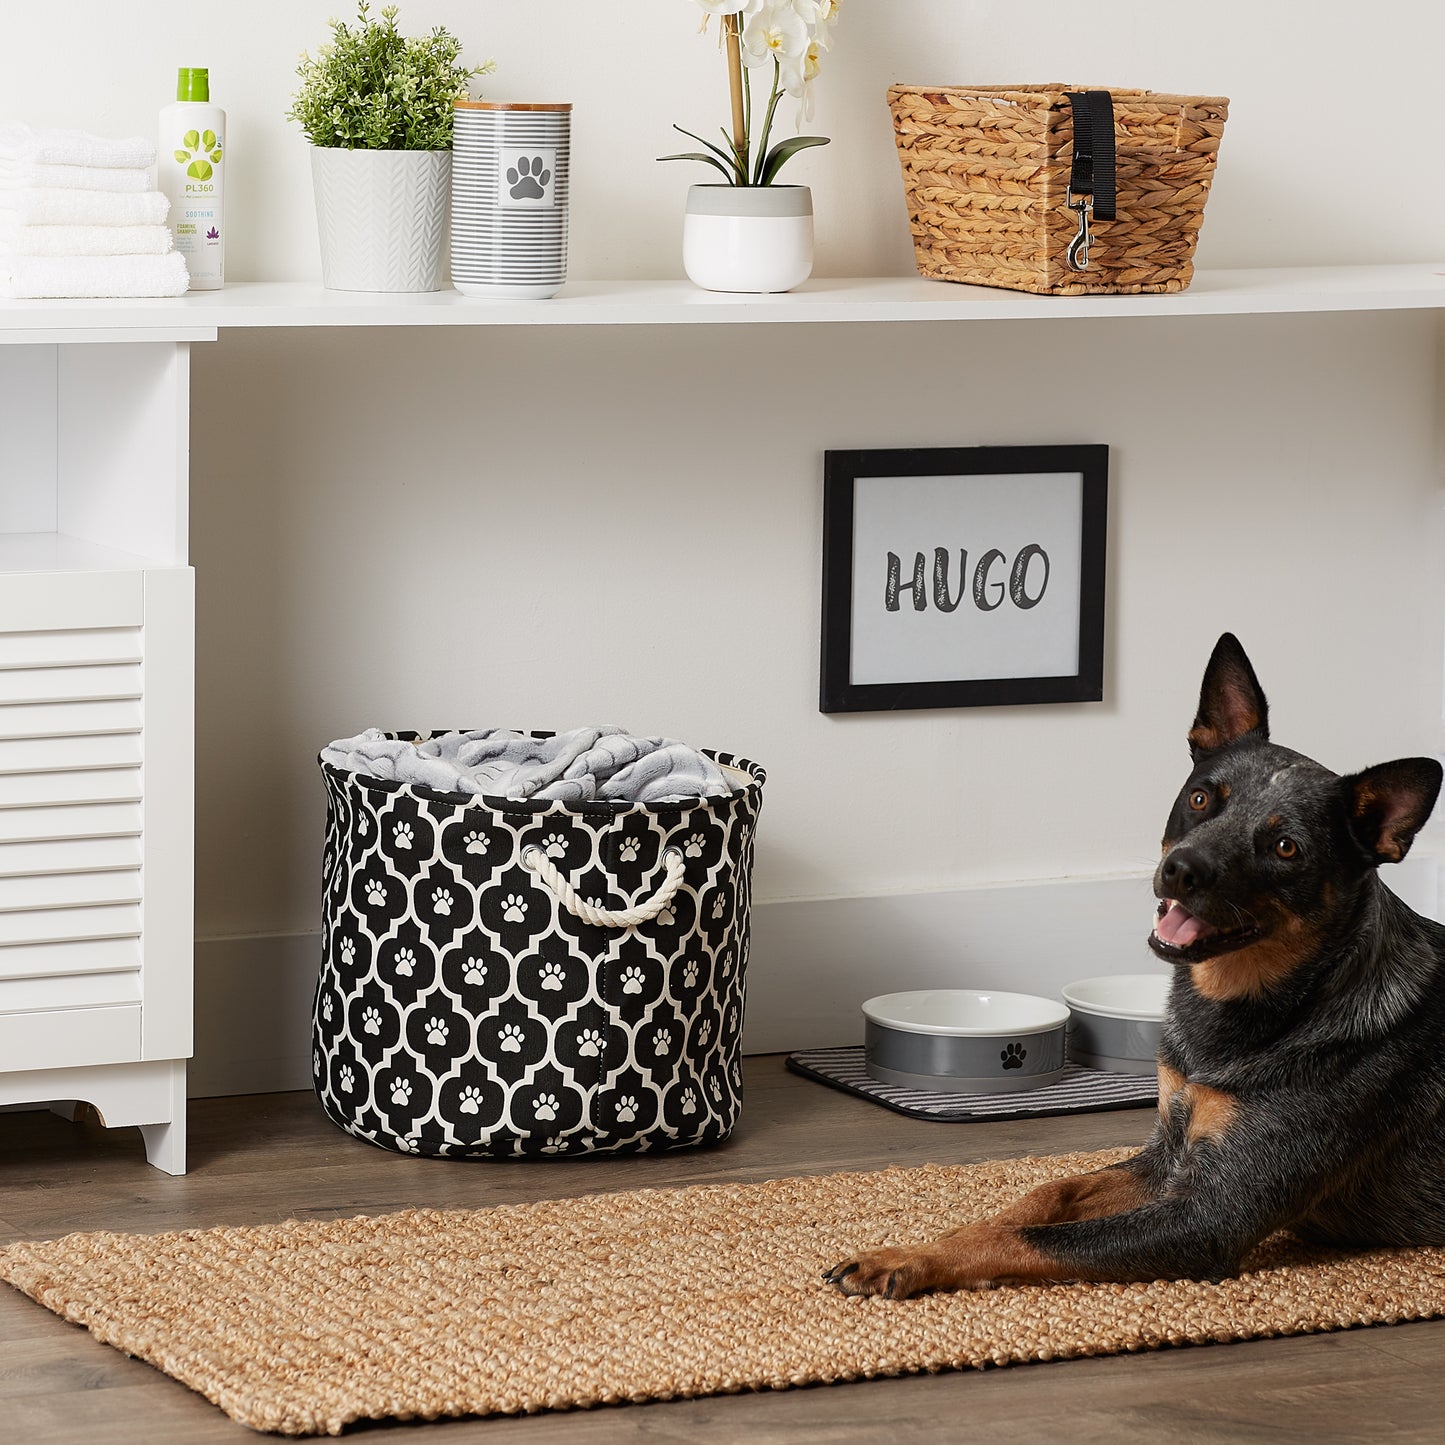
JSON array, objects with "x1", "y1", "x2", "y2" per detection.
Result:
[{"x1": 190, "y1": 856, "x2": 1442, "y2": 1099}]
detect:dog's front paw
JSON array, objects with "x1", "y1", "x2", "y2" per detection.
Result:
[{"x1": 823, "y1": 1245, "x2": 938, "y2": 1299}]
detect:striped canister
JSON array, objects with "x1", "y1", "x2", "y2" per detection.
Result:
[{"x1": 451, "y1": 101, "x2": 571, "y2": 299}]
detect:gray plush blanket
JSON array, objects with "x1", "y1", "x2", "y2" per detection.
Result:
[{"x1": 320, "y1": 726, "x2": 735, "y2": 804}]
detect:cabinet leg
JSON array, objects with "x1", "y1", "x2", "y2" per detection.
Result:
[{"x1": 139, "y1": 1117, "x2": 186, "y2": 1175}]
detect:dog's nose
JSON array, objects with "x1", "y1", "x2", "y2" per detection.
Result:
[{"x1": 1160, "y1": 847, "x2": 1215, "y2": 898}]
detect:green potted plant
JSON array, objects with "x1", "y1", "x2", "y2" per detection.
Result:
[
  {"x1": 661, "y1": 1, "x2": 840, "y2": 293},
  {"x1": 288, "y1": 2, "x2": 493, "y2": 292}
]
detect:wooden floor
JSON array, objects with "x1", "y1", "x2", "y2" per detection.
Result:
[{"x1": 3, "y1": 1058, "x2": 1444, "y2": 1443}]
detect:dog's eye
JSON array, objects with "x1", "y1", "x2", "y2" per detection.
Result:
[
  {"x1": 1188, "y1": 789, "x2": 1210, "y2": 812},
  {"x1": 1275, "y1": 836, "x2": 1299, "y2": 859}
]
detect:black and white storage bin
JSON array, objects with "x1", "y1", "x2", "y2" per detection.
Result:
[{"x1": 312, "y1": 734, "x2": 765, "y2": 1159}]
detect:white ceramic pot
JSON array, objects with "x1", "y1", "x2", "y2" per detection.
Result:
[
  {"x1": 309, "y1": 147, "x2": 450, "y2": 293},
  {"x1": 683, "y1": 184, "x2": 813, "y2": 294}
]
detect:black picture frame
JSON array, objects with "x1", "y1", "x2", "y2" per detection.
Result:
[{"x1": 820, "y1": 444, "x2": 1108, "y2": 713}]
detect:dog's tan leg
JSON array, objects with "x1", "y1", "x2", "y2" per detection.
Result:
[{"x1": 824, "y1": 1163, "x2": 1154, "y2": 1299}]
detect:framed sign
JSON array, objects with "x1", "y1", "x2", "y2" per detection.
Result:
[{"x1": 820, "y1": 444, "x2": 1108, "y2": 713}]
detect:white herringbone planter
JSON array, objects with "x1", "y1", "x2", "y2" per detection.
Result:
[{"x1": 310, "y1": 147, "x2": 450, "y2": 293}]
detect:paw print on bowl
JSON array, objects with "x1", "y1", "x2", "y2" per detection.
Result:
[
  {"x1": 711, "y1": 895, "x2": 726, "y2": 920},
  {"x1": 458, "y1": 1085, "x2": 483, "y2": 1115},
  {"x1": 321, "y1": 994, "x2": 334, "y2": 1023},
  {"x1": 652, "y1": 1028, "x2": 671, "y2": 1057},
  {"x1": 502, "y1": 893, "x2": 527, "y2": 924},
  {"x1": 425, "y1": 1016, "x2": 448, "y2": 1046},
  {"x1": 681, "y1": 960, "x2": 699, "y2": 989},
  {"x1": 534, "y1": 1092, "x2": 559, "y2": 1122},
  {"x1": 362, "y1": 1006, "x2": 382, "y2": 1037},
  {"x1": 338, "y1": 1063, "x2": 355, "y2": 1093},
  {"x1": 709, "y1": 1076, "x2": 722, "y2": 1102},
  {"x1": 340, "y1": 937, "x2": 356, "y2": 966},
  {"x1": 696, "y1": 1019, "x2": 712, "y2": 1048},
  {"x1": 390, "y1": 1077, "x2": 413, "y2": 1106},
  {"x1": 680, "y1": 1087, "x2": 697, "y2": 1117},
  {"x1": 507, "y1": 154, "x2": 550, "y2": 199},
  {"x1": 464, "y1": 830, "x2": 489, "y2": 855},
  {"x1": 395, "y1": 1134, "x2": 417, "y2": 1154},
  {"x1": 499, "y1": 1022, "x2": 525, "y2": 1054},
  {"x1": 393, "y1": 821, "x2": 413, "y2": 850},
  {"x1": 365, "y1": 879, "x2": 387, "y2": 907},
  {"x1": 431, "y1": 887, "x2": 454, "y2": 916},
  {"x1": 618, "y1": 836, "x2": 640, "y2": 863},
  {"x1": 395, "y1": 947, "x2": 416, "y2": 978},
  {"x1": 1000, "y1": 1041, "x2": 1028, "y2": 1070},
  {"x1": 541, "y1": 1136, "x2": 565, "y2": 1154},
  {"x1": 615, "y1": 1095, "x2": 638, "y2": 1124},
  {"x1": 462, "y1": 957, "x2": 486, "y2": 987},
  {"x1": 683, "y1": 832, "x2": 707, "y2": 858},
  {"x1": 539, "y1": 961, "x2": 565, "y2": 992},
  {"x1": 540, "y1": 832, "x2": 567, "y2": 859},
  {"x1": 577, "y1": 1028, "x2": 604, "y2": 1058},
  {"x1": 620, "y1": 965, "x2": 644, "y2": 996}
]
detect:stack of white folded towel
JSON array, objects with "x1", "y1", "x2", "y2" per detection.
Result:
[{"x1": 0, "y1": 123, "x2": 189, "y2": 298}]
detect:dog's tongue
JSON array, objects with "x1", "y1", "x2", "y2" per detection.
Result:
[{"x1": 1156, "y1": 902, "x2": 1209, "y2": 947}]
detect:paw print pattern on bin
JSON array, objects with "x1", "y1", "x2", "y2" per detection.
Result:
[{"x1": 312, "y1": 744, "x2": 765, "y2": 1158}]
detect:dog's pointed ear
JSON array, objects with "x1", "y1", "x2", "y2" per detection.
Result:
[
  {"x1": 1188, "y1": 633, "x2": 1269, "y2": 758},
  {"x1": 1344, "y1": 758, "x2": 1443, "y2": 864}
]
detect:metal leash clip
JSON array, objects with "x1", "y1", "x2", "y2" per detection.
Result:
[{"x1": 1065, "y1": 190, "x2": 1094, "y2": 272}]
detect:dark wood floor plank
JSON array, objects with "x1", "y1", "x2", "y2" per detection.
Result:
[{"x1": 1, "y1": 1055, "x2": 1442, "y2": 1442}]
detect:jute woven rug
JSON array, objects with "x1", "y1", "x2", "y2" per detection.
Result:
[{"x1": 4, "y1": 1147, "x2": 1445, "y2": 1436}]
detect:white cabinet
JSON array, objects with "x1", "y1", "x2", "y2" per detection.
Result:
[{"x1": 0, "y1": 340, "x2": 195, "y2": 1173}]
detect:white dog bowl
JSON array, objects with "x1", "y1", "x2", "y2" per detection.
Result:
[
  {"x1": 862, "y1": 989, "x2": 1070, "y2": 1094},
  {"x1": 1062, "y1": 974, "x2": 1171, "y2": 1076}
]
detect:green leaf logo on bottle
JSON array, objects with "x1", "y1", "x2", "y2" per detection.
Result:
[{"x1": 174, "y1": 129, "x2": 222, "y2": 181}]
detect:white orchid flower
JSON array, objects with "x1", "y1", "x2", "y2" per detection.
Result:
[
  {"x1": 813, "y1": 0, "x2": 841, "y2": 48},
  {"x1": 692, "y1": 0, "x2": 765, "y2": 15},
  {"x1": 742, "y1": 4, "x2": 809, "y2": 67}
]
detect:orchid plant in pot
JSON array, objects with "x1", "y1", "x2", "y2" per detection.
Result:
[{"x1": 663, "y1": 1, "x2": 841, "y2": 293}]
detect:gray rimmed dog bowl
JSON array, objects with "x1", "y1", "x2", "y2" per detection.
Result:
[
  {"x1": 862, "y1": 989, "x2": 1070, "y2": 1094},
  {"x1": 1062, "y1": 974, "x2": 1171, "y2": 1075}
]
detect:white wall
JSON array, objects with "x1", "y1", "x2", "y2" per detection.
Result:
[{"x1": 5, "y1": 3, "x2": 1444, "y2": 1087}]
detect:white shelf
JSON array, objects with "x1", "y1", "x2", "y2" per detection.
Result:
[
  {"x1": 1, "y1": 264, "x2": 1444, "y2": 339},
  {"x1": 0, "y1": 533, "x2": 164, "y2": 576}
]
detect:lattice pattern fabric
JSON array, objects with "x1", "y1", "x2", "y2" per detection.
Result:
[{"x1": 313, "y1": 738, "x2": 765, "y2": 1158}]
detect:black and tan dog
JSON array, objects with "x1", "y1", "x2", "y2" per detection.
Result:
[{"x1": 826, "y1": 633, "x2": 1445, "y2": 1298}]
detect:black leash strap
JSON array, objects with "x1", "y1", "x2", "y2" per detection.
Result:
[{"x1": 1063, "y1": 90, "x2": 1116, "y2": 271}]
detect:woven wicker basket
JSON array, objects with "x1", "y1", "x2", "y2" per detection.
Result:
[{"x1": 888, "y1": 84, "x2": 1229, "y2": 296}]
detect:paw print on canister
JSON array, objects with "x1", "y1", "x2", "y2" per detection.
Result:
[
  {"x1": 362, "y1": 1006, "x2": 382, "y2": 1037},
  {"x1": 499, "y1": 1022, "x2": 525, "y2": 1053},
  {"x1": 534, "y1": 1092, "x2": 559, "y2": 1122},
  {"x1": 540, "y1": 832, "x2": 567, "y2": 859},
  {"x1": 507, "y1": 154, "x2": 550, "y2": 199},
  {"x1": 615, "y1": 1095, "x2": 638, "y2": 1124},
  {"x1": 458, "y1": 1085, "x2": 483, "y2": 1115},
  {"x1": 1001, "y1": 1041, "x2": 1028, "y2": 1070},
  {"x1": 425, "y1": 1016, "x2": 448, "y2": 1046},
  {"x1": 577, "y1": 1027, "x2": 604, "y2": 1057},
  {"x1": 503, "y1": 893, "x2": 527, "y2": 923},
  {"x1": 539, "y1": 961, "x2": 565, "y2": 992},
  {"x1": 621, "y1": 965, "x2": 644, "y2": 996}
]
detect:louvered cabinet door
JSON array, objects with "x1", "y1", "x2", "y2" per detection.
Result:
[{"x1": 0, "y1": 568, "x2": 194, "y2": 1073}]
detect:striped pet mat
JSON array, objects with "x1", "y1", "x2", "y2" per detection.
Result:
[{"x1": 786, "y1": 1045, "x2": 1158, "y2": 1122}]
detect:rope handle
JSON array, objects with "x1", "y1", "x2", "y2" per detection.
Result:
[{"x1": 521, "y1": 844, "x2": 686, "y2": 929}]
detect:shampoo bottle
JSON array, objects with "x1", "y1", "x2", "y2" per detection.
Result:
[{"x1": 158, "y1": 67, "x2": 225, "y2": 290}]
